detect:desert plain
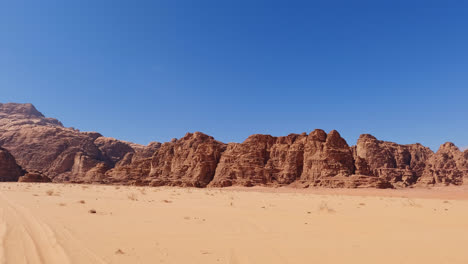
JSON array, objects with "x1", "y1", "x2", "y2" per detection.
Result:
[{"x1": 0, "y1": 183, "x2": 467, "y2": 264}]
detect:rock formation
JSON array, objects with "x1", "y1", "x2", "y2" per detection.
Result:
[
  {"x1": 298, "y1": 130, "x2": 356, "y2": 186},
  {"x1": 0, "y1": 103, "x2": 140, "y2": 182},
  {"x1": 353, "y1": 134, "x2": 433, "y2": 187},
  {"x1": 1, "y1": 102, "x2": 468, "y2": 188},
  {"x1": 104, "y1": 142, "x2": 161, "y2": 185},
  {"x1": 418, "y1": 143, "x2": 468, "y2": 185},
  {"x1": 148, "y1": 132, "x2": 226, "y2": 187},
  {"x1": 0, "y1": 147, "x2": 24, "y2": 181},
  {"x1": 18, "y1": 171, "x2": 52, "y2": 183}
]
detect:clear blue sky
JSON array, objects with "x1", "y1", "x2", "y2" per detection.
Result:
[{"x1": 1, "y1": 1, "x2": 467, "y2": 151}]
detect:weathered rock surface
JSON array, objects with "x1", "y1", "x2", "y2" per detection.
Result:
[
  {"x1": 299, "y1": 130, "x2": 356, "y2": 185},
  {"x1": 1, "y1": 102, "x2": 468, "y2": 188},
  {"x1": 210, "y1": 134, "x2": 279, "y2": 187},
  {"x1": 0, "y1": 103, "x2": 140, "y2": 182},
  {"x1": 210, "y1": 130, "x2": 359, "y2": 187},
  {"x1": 0, "y1": 147, "x2": 24, "y2": 181},
  {"x1": 104, "y1": 142, "x2": 161, "y2": 185},
  {"x1": 354, "y1": 134, "x2": 434, "y2": 187},
  {"x1": 149, "y1": 132, "x2": 226, "y2": 187},
  {"x1": 18, "y1": 171, "x2": 51, "y2": 183},
  {"x1": 418, "y1": 143, "x2": 468, "y2": 185}
]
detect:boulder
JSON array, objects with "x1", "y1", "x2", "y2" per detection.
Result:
[{"x1": 0, "y1": 147, "x2": 24, "y2": 181}]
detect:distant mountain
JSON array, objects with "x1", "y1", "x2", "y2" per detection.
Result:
[{"x1": 0, "y1": 102, "x2": 467, "y2": 188}]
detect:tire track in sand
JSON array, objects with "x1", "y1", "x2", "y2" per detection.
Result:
[{"x1": 0, "y1": 192, "x2": 106, "y2": 264}]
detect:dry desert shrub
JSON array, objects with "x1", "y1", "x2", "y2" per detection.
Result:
[
  {"x1": 88, "y1": 209, "x2": 97, "y2": 214},
  {"x1": 58, "y1": 203, "x2": 66, "y2": 206},
  {"x1": 115, "y1": 249, "x2": 125, "y2": 255},
  {"x1": 404, "y1": 198, "x2": 422, "y2": 208},
  {"x1": 127, "y1": 193, "x2": 138, "y2": 201},
  {"x1": 162, "y1": 199, "x2": 172, "y2": 203},
  {"x1": 318, "y1": 201, "x2": 336, "y2": 214},
  {"x1": 46, "y1": 189, "x2": 54, "y2": 196},
  {"x1": 78, "y1": 200, "x2": 86, "y2": 204},
  {"x1": 139, "y1": 188, "x2": 146, "y2": 195}
]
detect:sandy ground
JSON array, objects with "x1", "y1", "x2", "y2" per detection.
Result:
[{"x1": 0, "y1": 183, "x2": 467, "y2": 264}]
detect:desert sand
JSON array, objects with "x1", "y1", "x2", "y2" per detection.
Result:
[{"x1": 0, "y1": 183, "x2": 468, "y2": 264}]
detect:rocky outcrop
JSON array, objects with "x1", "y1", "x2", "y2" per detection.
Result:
[
  {"x1": 210, "y1": 134, "x2": 279, "y2": 187},
  {"x1": 353, "y1": 134, "x2": 433, "y2": 187},
  {"x1": 418, "y1": 143, "x2": 468, "y2": 185},
  {"x1": 0, "y1": 103, "x2": 140, "y2": 182},
  {"x1": 298, "y1": 130, "x2": 356, "y2": 186},
  {"x1": 1, "y1": 102, "x2": 468, "y2": 188},
  {"x1": 18, "y1": 171, "x2": 51, "y2": 183},
  {"x1": 148, "y1": 132, "x2": 226, "y2": 187},
  {"x1": 0, "y1": 147, "x2": 24, "y2": 181},
  {"x1": 104, "y1": 142, "x2": 162, "y2": 185},
  {"x1": 210, "y1": 130, "x2": 359, "y2": 187}
]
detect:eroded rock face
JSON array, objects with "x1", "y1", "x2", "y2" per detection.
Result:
[
  {"x1": 354, "y1": 134, "x2": 433, "y2": 186},
  {"x1": 418, "y1": 143, "x2": 468, "y2": 185},
  {"x1": 299, "y1": 130, "x2": 356, "y2": 185},
  {"x1": 210, "y1": 130, "x2": 357, "y2": 187},
  {"x1": 210, "y1": 134, "x2": 278, "y2": 187},
  {"x1": 104, "y1": 142, "x2": 162, "y2": 185},
  {"x1": 0, "y1": 147, "x2": 24, "y2": 181},
  {"x1": 18, "y1": 171, "x2": 51, "y2": 183},
  {"x1": 0, "y1": 103, "x2": 140, "y2": 182},
  {"x1": 148, "y1": 132, "x2": 226, "y2": 187},
  {"x1": 2, "y1": 102, "x2": 468, "y2": 188}
]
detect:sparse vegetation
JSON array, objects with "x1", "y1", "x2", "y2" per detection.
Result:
[
  {"x1": 127, "y1": 193, "x2": 138, "y2": 201},
  {"x1": 318, "y1": 201, "x2": 336, "y2": 213},
  {"x1": 46, "y1": 189, "x2": 54, "y2": 196}
]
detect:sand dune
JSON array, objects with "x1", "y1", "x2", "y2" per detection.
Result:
[{"x1": 0, "y1": 183, "x2": 467, "y2": 264}]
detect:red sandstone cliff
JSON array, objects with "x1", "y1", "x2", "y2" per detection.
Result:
[{"x1": 1, "y1": 103, "x2": 467, "y2": 188}]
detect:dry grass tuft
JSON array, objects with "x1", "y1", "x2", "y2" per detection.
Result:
[
  {"x1": 318, "y1": 201, "x2": 336, "y2": 214},
  {"x1": 58, "y1": 203, "x2": 66, "y2": 206},
  {"x1": 127, "y1": 193, "x2": 138, "y2": 201},
  {"x1": 78, "y1": 200, "x2": 86, "y2": 204},
  {"x1": 115, "y1": 249, "x2": 125, "y2": 255},
  {"x1": 404, "y1": 198, "x2": 422, "y2": 208},
  {"x1": 88, "y1": 209, "x2": 97, "y2": 214},
  {"x1": 162, "y1": 199, "x2": 172, "y2": 203},
  {"x1": 46, "y1": 190, "x2": 54, "y2": 196}
]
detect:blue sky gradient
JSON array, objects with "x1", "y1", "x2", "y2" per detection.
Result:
[{"x1": 1, "y1": 1, "x2": 467, "y2": 150}]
